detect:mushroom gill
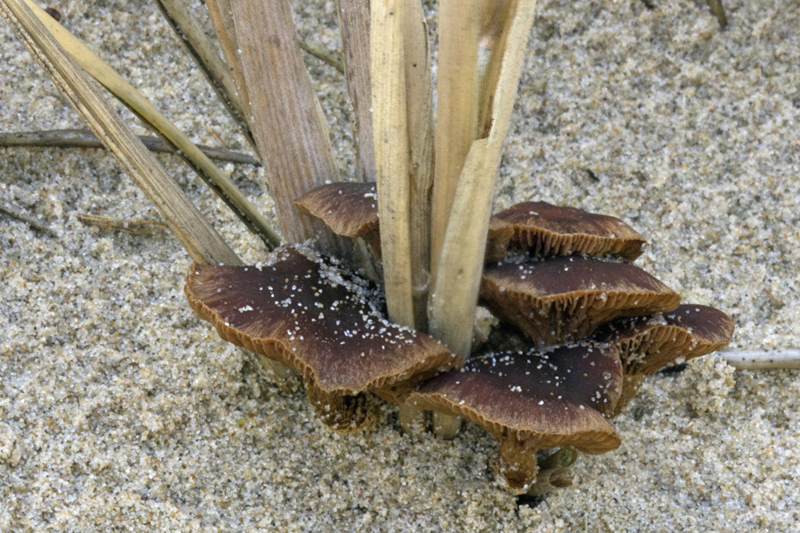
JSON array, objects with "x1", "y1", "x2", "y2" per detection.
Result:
[
  {"x1": 480, "y1": 256, "x2": 681, "y2": 348},
  {"x1": 594, "y1": 304, "x2": 735, "y2": 416},
  {"x1": 485, "y1": 201, "x2": 646, "y2": 262}
]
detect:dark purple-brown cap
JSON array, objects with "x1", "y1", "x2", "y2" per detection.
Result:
[
  {"x1": 295, "y1": 182, "x2": 381, "y2": 257},
  {"x1": 185, "y1": 246, "x2": 461, "y2": 429},
  {"x1": 480, "y1": 256, "x2": 681, "y2": 348},
  {"x1": 408, "y1": 342, "x2": 622, "y2": 493},
  {"x1": 594, "y1": 304, "x2": 734, "y2": 415},
  {"x1": 486, "y1": 201, "x2": 646, "y2": 262}
]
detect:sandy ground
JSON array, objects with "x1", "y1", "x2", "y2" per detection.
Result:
[{"x1": 1, "y1": 0, "x2": 799, "y2": 531}]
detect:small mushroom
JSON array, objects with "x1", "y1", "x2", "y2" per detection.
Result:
[
  {"x1": 486, "y1": 201, "x2": 646, "y2": 262},
  {"x1": 480, "y1": 256, "x2": 681, "y2": 348},
  {"x1": 594, "y1": 304, "x2": 735, "y2": 416},
  {"x1": 185, "y1": 245, "x2": 462, "y2": 430},
  {"x1": 408, "y1": 342, "x2": 622, "y2": 493},
  {"x1": 294, "y1": 182, "x2": 381, "y2": 257}
]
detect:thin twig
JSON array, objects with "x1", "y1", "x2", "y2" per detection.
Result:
[
  {"x1": 721, "y1": 350, "x2": 800, "y2": 370},
  {"x1": 297, "y1": 38, "x2": 344, "y2": 73},
  {"x1": 0, "y1": 129, "x2": 261, "y2": 166},
  {"x1": 0, "y1": 202, "x2": 56, "y2": 235},
  {"x1": 76, "y1": 213, "x2": 168, "y2": 236}
]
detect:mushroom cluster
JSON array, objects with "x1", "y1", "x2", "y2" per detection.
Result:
[{"x1": 186, "y1": 185, "x2": 734, "y2": 494}]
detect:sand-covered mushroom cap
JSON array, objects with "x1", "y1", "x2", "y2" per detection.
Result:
[
  {"x1": 185, "y1": 246, "x2": 461, "y2": 425},
  {"x1": 480, "y1": 256, "x2": 681, "y2": 348},
  {"x1": 486, "y1": 201, "x2": 646, "y2": 262},
  {"x1": 408, "y1": 342, "x2": 622, "y2": 492},
  {"x1": 594, "y1": 304, "x2": 734, "y2": 416},
  {"x1": 294, "y1": 182, "x2": 381, "y2": 255}
]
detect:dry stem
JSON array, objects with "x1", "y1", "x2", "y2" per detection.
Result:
[
  {"x1": 0, "y1": 0, "x2": 240, "y2": 266},
  {"x1": 231, "y1": 0, "x2": 340, "y2": 248}
]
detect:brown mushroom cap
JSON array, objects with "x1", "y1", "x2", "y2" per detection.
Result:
[
  {"x1": 597, "y1": 304, "x2": 735, "y2": 376},
  {"x1": 185, "y1": 246, "x2": 461, "y2": 428},
  {"x1": 408, "y1": 342, "x2": 622, "y2": 492},
  {"x1": 480, "y1": 256, "x2": 681, "y2": 348},
  {"x1": 486, "y1": 201, "x2": 646, "y2": 262},
  {"x1": 294, "y1": 182, "x2": 381, "y2": 256},
  {"x1": 593, "y1": 304, "x2": 734, "y2": 416}
]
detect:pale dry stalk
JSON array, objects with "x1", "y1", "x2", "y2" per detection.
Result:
[
  {"x1": 428, "y1": 0, "x2": 539, "y2": 438},
  {"x1": 0, "y1": 0, "x2": 240, "y2": 266}
]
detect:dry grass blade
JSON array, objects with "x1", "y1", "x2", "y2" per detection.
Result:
[
  {"x1": 370, "y1": 0, "x2": 414, "y2": 327},
  {"x1": 429, "y1": 0, "x2": 480, "y2": 280},
  {"x1": 21, "y1": 0, "x2": 281, "y2": 250},
  {"x1": 337, "y1": 0, "x2": 375, "y2": 184},
  {"x1": 430, "y1": 0, "x2": 538, "y2": 349},
  {"x1": 76, "y1": 213, "x2": 168, "y2": 236},
  {"x1": 428, "y1": 0, "x2": 538, "y2": 438},
  {"x1": 154, "y1": 0, "x2": 256, "y2": 153},
  {"x1": 428, "y1": 138, "x2": 495, "y2": 357},
  {"x1": 0, "y1": 129, "x2": 261, "y2": 165},
  {"x1": 0, "y1": 0, "x2": 240, "y2": 265},
  {"x1": 231, "y1": 0, "x2": 340, "y2": 247},
  {"x1": 204, "y1": 0, "x2": 253, "y2": 154},
  {"x1": 402, "y1": 0, "x2": 435, "y2": 331},
  {"x1": 478, "y1": 0, "x2": 514, "y2": 134}
]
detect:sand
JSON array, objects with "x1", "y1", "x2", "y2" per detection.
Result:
[{"x1": 1, "y1": 0, "x2": 799, "y2": 531}]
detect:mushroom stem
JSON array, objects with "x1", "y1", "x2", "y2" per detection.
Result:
[
  {"x1": 496, "y1": 433, "x2": 539, "y2": 494},
  {"x1": 612, "y1": 373, "x2": 647, "y2": 417},
  {"x1": 249, "y1": 350, "x2": 301, "y2": 394},
  {"x1": 398, "y1": 403, "x2": 426, "y2": 434},
  {"x1": 304, "y1": 380, "x2": 371, "y2": 433},
  {"x1": 526, "y1": 447, "x2": 578, "y2": 496},
  {"x1": 431, "y1": 412, "x2": 462, "y2": 440}
]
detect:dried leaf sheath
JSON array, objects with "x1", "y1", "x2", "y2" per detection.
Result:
[
  {"x1": 370, "y1": 0, "x2": 415, "y2": 327},
  {"x1": 429, "y1": 0, "x2": 480, "y2": 279},
  {"x1": 402, "y1": 0, "x2": 436, "y2": 330},
  {"x1": 337, "y1": 0, "x2": 375, "y2": 184},
  {"x1": 231, "y1": 0, "x2": 340, "y2": 245},
  {"x1": 427, "y1": 0, "x2": 538, "y2": 437},
  {"x1": 429, "y1": 0, "x2": 539, "y2": 357}
]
